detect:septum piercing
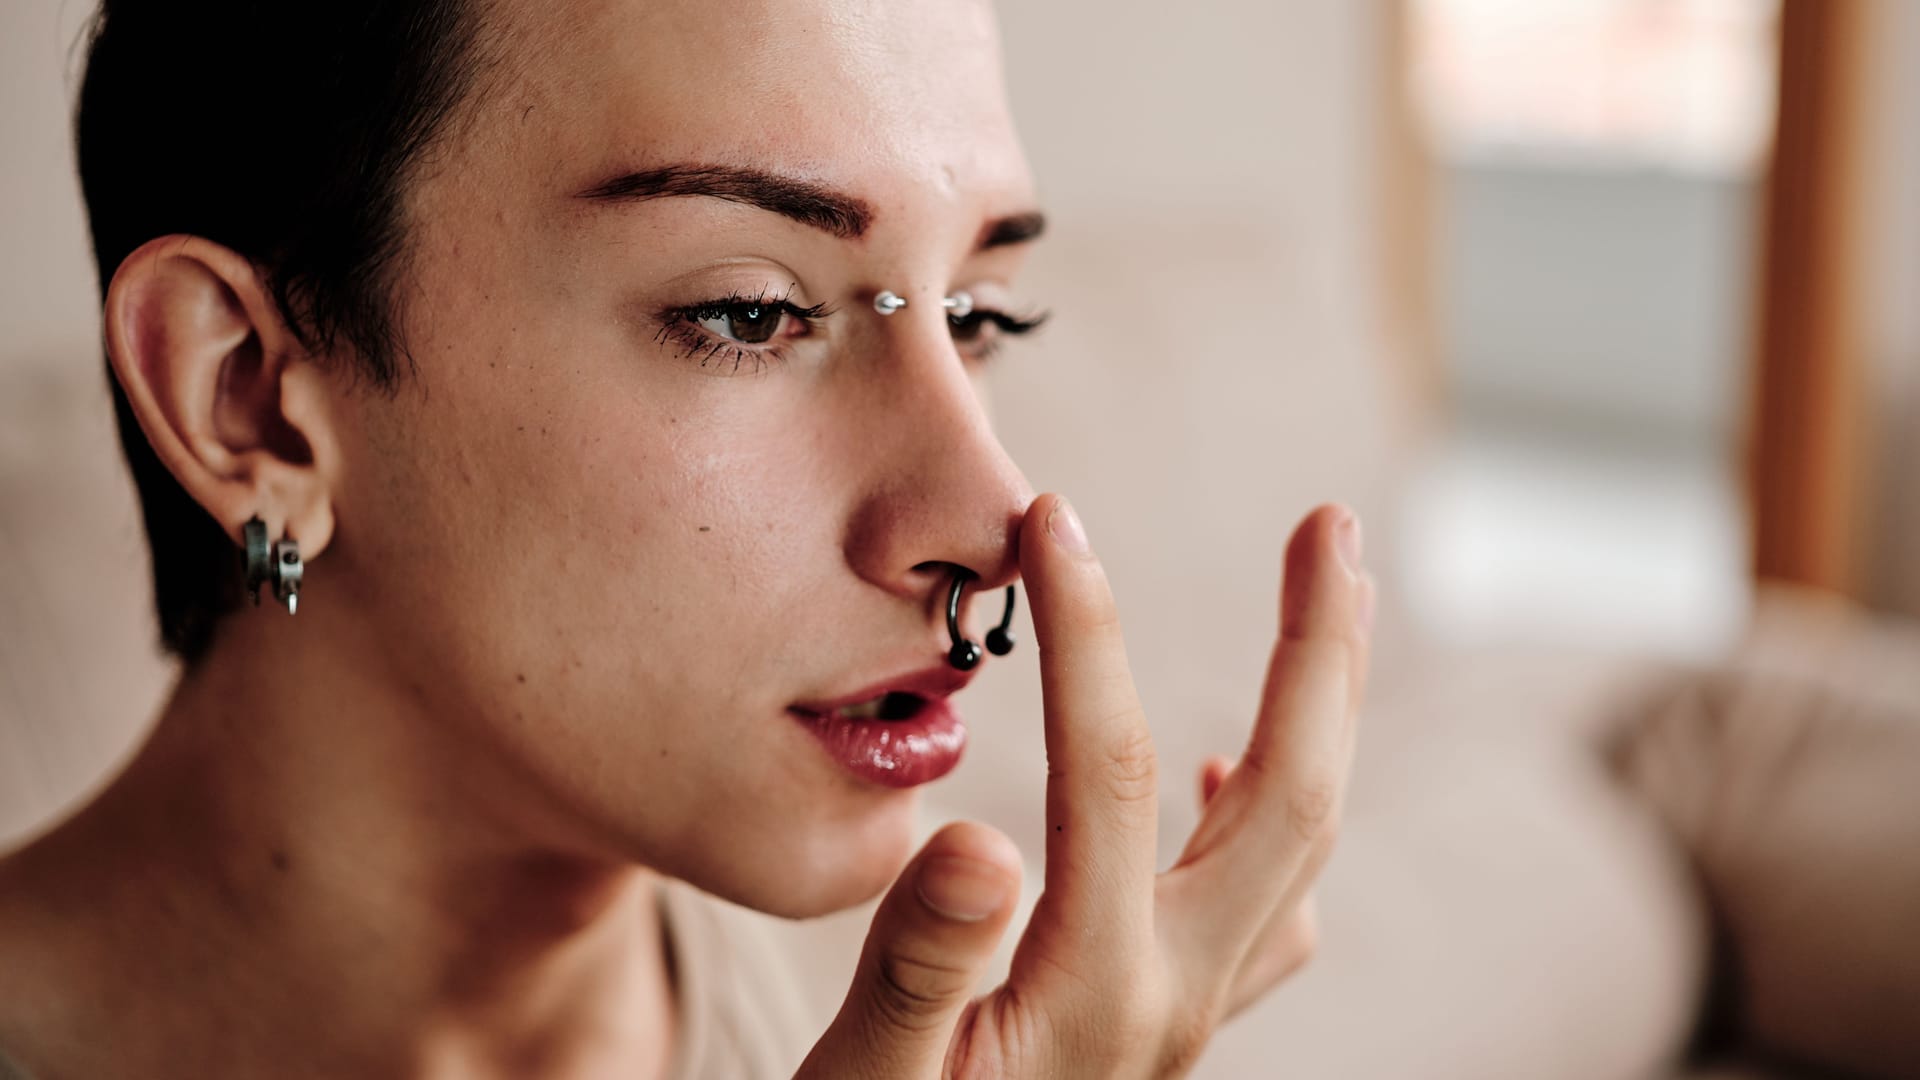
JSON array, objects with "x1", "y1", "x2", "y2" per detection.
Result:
[
  {"x1": 945, "y1": 567, "x2": 1017, "y2": 671},
  {"x1": 873, "y1": 289, "x2": 974, "y2": 318}
]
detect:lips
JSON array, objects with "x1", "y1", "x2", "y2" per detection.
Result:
[{"x1": 789, "y1": 663, "x2": 976, "y2": 787}]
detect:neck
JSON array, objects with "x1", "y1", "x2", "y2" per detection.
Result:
[{"x1": 5, "y1": 607, "x2": 678, "y2": 1080}]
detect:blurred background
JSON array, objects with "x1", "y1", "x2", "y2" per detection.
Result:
[{"x1": 3, "y1": 1, "x2": 1917, "y2": 1078}]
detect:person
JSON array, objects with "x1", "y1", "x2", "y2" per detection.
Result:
[{"x1": 0, "y1": 0, "x2": 1375, "y2": 1075}]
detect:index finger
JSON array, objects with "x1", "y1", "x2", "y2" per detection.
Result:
[{"x1": 1011, "y1": 493, "x2": 1160, "y2": 988}]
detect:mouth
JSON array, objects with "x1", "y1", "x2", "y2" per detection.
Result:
[
  {"x1": 788, "y1": 665, "x2": 975, "y2": 788},
  {"x1": 811, "y1": 689, "x2": 933, "y2": 722}
]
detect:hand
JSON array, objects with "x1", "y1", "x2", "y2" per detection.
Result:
[{"x1": 797, "y1": 495, "x2": 1374, "y2": 1079}]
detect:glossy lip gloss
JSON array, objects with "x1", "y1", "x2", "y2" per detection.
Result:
[
  {"x1": 790, "y1": 663, "x2": 976, "y2": 787},
  {"x1": 788, "y1": 695, "x2": 967, "y2": 787}
]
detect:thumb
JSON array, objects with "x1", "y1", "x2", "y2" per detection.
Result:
[{"x1": 797, "y1": 822, "x2": 1022, "y2": 1080}]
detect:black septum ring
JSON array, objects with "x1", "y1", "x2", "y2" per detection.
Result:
[{"x1": 946, "y1": 568, "x2": 1017, "y2": 671}]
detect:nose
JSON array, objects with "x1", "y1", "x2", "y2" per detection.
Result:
[{"x1": 842, "y1": 310, "x2": 1034, "y2": 615}]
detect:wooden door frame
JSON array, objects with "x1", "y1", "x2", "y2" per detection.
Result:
[{"x1": 1747, "y1": 0, "x2": 1870, "y2": 594}]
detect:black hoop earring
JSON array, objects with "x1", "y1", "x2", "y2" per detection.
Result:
[
  {"x1": 242, "y1": 514, "x2": 302, "y2": 614},
  {"x1": 946, "y1": 569, "x2": 1017, "y2": 671}
]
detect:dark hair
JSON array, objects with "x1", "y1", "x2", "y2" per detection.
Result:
[{"x1": 75, "y1": 0, "x2": 491, "y2": 661}]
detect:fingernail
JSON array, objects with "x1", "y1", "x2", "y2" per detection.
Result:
[
  {"x1": 917, "y1": 855, "x2": 1009, "y2": 922},
  {"x1": 1335, "y1": 512, "x2": 1363, "y2": 575},
  {"x1": 1047, "y1": 498, "x2": 1089, "y2": 555}
]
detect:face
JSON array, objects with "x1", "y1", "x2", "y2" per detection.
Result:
[{"x1": 323, "y1": 0, "x2": 1040, "y2": 916}]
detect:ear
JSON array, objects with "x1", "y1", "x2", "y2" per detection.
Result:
[{"x1": 103, "y1": 236, "x2": 341, "y2": 562}]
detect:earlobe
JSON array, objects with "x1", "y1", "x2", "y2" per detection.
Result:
[{"x1": 103, "y1": 235, "x2": 338, "y2": 562}]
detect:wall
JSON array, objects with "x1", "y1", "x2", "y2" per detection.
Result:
[{"x1": 1860, "y1": 0, "x2": 1920, "y2": 617}]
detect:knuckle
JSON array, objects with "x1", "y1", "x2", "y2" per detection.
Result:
[
  {"x1": 1082, "y1": 600, "x2": 1125, "y2": 638},
  {"x1": 865, "y1": 948, "x2": 970, "y2": 1035},
  {"x1": 1314, "y1": 809, "x2": 1344, "y2": 855},
  {"x1": 1286, "y1": 774, "x2": 1340, "y2": 843},
  {"x1": 1100, "y1": 725, "x2": 1160, "y2": 804}
]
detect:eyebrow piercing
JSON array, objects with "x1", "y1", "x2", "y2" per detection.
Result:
[
  {"x1": 871, "y1": 290, "x2": 976, "y2": 317},
  {"x1": 946, "y1": 566, "x2": 1017, "y2": 671}
]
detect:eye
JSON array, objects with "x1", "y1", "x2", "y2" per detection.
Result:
[
  {"x1": 948, "y1": 307, "x2": 1050, "y2": 360},
  {"x1": 695, "y1": 301, "x2": 787, "y2": 345},
  {"x1": 653, "y1": 287, "x2": 835, "y2": 376}
]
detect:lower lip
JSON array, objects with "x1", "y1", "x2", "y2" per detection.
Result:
[{"x1": 789, "y1": 697, "x2": 967, "y2": 788}]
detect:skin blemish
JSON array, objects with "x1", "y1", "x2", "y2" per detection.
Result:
[
  {"x1": 270, "y1": 850, "x2": 291, "y2": 872},
  {"x1": 698, "y1": 526, "x2": 711, "y2": 532},
  {"x1": 515, "y1": 673, "x2": 527, "y2": 684}
]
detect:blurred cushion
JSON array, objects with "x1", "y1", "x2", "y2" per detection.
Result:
[
  {"x1": 1612, "y1": 588, "x2": 1920, "y2": 1079},
  {"x1": 1190, "y1": 648, "x2": 1707, "y2": 1080}
]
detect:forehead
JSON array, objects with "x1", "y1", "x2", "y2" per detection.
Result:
[{"x1": 478, "y1": 0, "x2": 1033, "y2": 213}]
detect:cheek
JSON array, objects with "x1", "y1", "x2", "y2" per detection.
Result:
[
  {"x1": 376, "y1": 386, "x2": 806, "y2": 701},
  {"x1": 335, "y1": 356, "x2": 894, "y2": 873}
]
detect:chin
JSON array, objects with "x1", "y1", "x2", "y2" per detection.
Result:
[{"x1": 664, "y1": 786, "x2": 924, "y2": 920}]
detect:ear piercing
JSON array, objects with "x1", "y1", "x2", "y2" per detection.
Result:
[
  {"x1": 946, "y1": 567, "x2": 1017, "y2": 671},
  {"x1": 872, "y1": 289, "x2": 975, "y2": 318},
  {"x1": 243, "y1": 515, "x2": 303, "y2": 614}
]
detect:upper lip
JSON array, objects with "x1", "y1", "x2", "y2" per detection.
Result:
[{"x1": 791, "y1": 662, "x2": 978, "y2": 716}]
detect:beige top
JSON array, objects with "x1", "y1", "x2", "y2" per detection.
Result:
[
  {"x1": 0, "y1": 878, "x2": 817, "y2": 1080},
  {"x1": 656, "y1": 876, "x2": 819, "y2": 1079}
]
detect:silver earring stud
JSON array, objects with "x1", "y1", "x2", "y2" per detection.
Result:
[
  {"x1": 873, "y1": 290, "x2": 907, "y2": 315},
  {"x1": 942, "y1": 291, "x2": 974, "y2": 318},
  {"x1": 243, "y1": 515, "x2": 303, "y2": 614}
]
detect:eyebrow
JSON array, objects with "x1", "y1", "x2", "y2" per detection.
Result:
[
  {"x1": 980, "y1": 210, "x2": 1046, "y2": 250},
  {"x1": 578, "y1": 163, "x2": 872, "y2": 239},
  {"x1": 576, "y1": 162, "x2": 1046, "y2": 251}
]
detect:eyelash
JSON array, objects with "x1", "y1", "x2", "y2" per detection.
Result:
[
  {"x1": 653, "y1": 287, "x2": 1049, "y2": 377},
  {"x1": 653, "y1": 286, "x2": 832, "y2": 376},
  {"x1": 946, "y1": 308, "x2": 1050, "y2": 363}
]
